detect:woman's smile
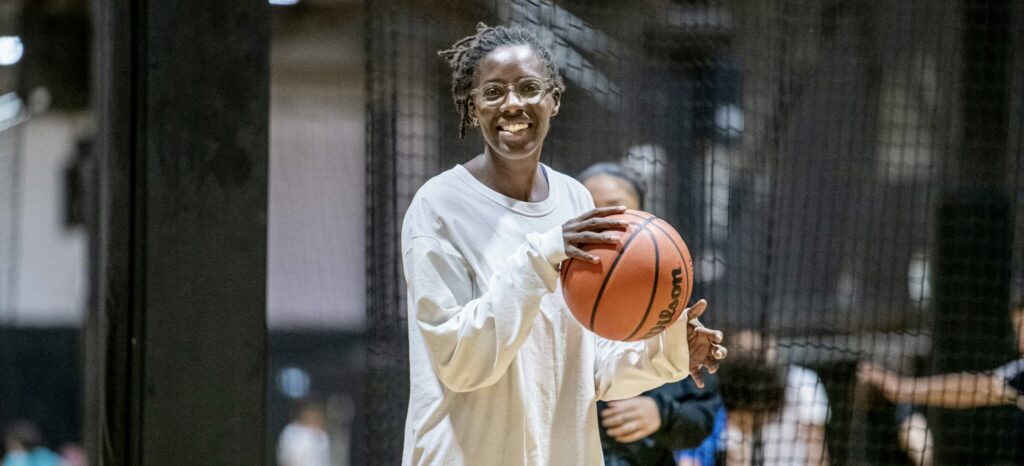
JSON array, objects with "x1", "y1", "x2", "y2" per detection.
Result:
[{"x1": 471, "y1": 44, "x2": 560, "y2": 162}]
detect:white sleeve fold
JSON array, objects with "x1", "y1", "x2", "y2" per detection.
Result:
[
  {"x1": 404, "y1": 226, "x2": 567, "y2": 393},
  {"x1": 593, "y1": 309, "x2": 692, "y2": 401}
]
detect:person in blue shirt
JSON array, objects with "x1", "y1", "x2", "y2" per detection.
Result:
[{"x1": 2, "y1": 420, "x2": 60, "y2": 466}]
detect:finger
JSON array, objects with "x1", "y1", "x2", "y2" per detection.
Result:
[
  {"x1": 599, "y1": 409, "x2": 626, "y2": 428},
  {"x1": 574, "y1": 217, "x2": 629, "y2": 233},
  {"x1": 590, "y1": 205, "x2": 628, "y2": 216},
  {"x1": 566, "y1": 246, "x2": 599, "y2": 264},
  {"x1": 612, "y1": 408, "x2": 640, "y2": 422},
  {"x1": 703, "y1": 357, "x2": 720, "y2": 374},
  {"x1": 600, "y1": 416, "x2": 626, "y2": 428},
  {"x1": 571, "y1": 206, "x2": 627, "y2": 224},
  {"x1": 606, "y1": 421, "x2": 637, "y2": 438},
  {"x1": 614, "y1": 428, "x2": 649, "y2": 444},
  {"x1": 694, "y1": 326, "x2": 724, "y2": 344},
  {"x1": 567, "y1": 231, "x2": 621, "y2": 245},
  {"x1": 601, "y1": 402, "x2": 629, "y2": 414},
  {"x1": 685, "y1": 299, "x2": 708, "y2": 320},
  {"x1": 711, "y1": 344, "x2": 727, "y2": 360},
  {"x1": 605, "y1": 412, "x2": 637, "y2": 428}
]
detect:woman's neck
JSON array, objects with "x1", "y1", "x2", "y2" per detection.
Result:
[{"x1": 465, "y1": 151, "x2": 548, "y2": 202}]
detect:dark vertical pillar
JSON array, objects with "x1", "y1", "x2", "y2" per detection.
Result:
[
  {"x1": 87, "y1": 0, "x2": 269, "y2": 464},
  {"x1": 363, "y1": 1, "x2": 409, "y2": 464},
  {"x1": 931, "y1": 0, "x2": 1016, "y2": 463}
]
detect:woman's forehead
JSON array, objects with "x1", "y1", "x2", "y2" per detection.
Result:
[{"x1": 474, "y1": 45, "x2": 545, "y2": 82}]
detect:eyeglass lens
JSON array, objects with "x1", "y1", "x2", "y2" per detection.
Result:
[{"x1": 477, "y1": 79, "x2": 546, "y2": 105}]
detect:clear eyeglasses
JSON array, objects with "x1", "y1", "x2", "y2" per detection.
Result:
[{"x1": 470, "y1": 77, "x2": 553, "y2": 107}]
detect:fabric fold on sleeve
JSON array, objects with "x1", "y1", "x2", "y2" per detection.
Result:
[
  {"x1": 593, "y1": 309, "x2": 692, "y2": 401},
  {"x1": 404, "y1": 225, "x2": 565, "y2": 393}
]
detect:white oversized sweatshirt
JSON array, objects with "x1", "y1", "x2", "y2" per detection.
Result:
[{"x1": 400, "y1": 164, "x2": 693, "y2": 466}]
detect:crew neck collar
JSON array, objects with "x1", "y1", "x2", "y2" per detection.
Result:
[{"x1": 452, "y1": 163, "x2": 558, "y2": 217}]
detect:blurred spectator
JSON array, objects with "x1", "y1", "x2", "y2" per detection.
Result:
[
  {"x1": 2, "y1": 420, "x2": 60, "y2": 466},
  {"x1": 579, "y1": 162, "x2": 722, "y2": 466},
  {"x1": 708, "y1": 330, "x2": 831, "y2": 466},
  {"x1": 674, "y1": 406, "x2": 727, "y2": 466},
  {"x1": 598, "y1": 377, "x2": 721, "y2": 466},
  {"x1": 325, "y1": 393, "x2": 356, "y2": 466},
  {"x1": 716, "y1": 351, "x2": 788, "y2": 466},
  {"x1": 277, "y1": 398, "x2": 330, "y2": 466},
  {"x1": 858, "y1": 299, "x2": 1024, "y2": 466},
  {"x1": 57, "y1": 443, "x2": 86, "y2": 466},
  {"x1": 579, "y1": 162, "x2": 647, "y2": 211}
]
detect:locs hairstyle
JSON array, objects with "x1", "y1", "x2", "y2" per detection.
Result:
[{"x1": 438, "y1": 23, "x2": 566, "y2": 139}]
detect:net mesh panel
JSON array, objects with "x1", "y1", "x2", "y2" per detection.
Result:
[{"x1": 366, "y1": 0, "x2": 1024, "y2": 464}]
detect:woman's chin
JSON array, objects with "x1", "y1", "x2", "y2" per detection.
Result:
[{"x1": 488, "y1": 143, "x2": 540, "y2": 162}]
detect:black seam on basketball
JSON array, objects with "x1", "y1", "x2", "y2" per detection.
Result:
[
  {"x1": 649, "y1": 219, "x2": 693, "y2": 305},
  {"x1": 560, "y1": 256, "x2": 573, "y2": 281},
  {"x1": 625, "y1": 228, "x2": 660, "y2": 340},
  {"x1": 588, "y1": 216, "x2": 659, "y2": 331}
]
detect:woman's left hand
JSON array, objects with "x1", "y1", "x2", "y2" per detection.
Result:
[{"x1": 684, "y1": 299, "x2": 726, "y2": 388}]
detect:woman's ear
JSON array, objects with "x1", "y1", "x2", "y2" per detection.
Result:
[
  {"x1": 467, "y1": 100, "x2": 479, "y2": 126},
  {"x1": 551, "y1": 90, "x2": 561, "y2": 117}
]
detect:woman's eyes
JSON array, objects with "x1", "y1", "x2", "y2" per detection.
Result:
[{"x1": 520, "y1": 82, "x2": 541, "y2": 93}]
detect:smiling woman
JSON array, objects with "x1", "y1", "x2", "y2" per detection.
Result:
[{"x1": 399, "y1": 23, "x2": 726, "y2": 466}]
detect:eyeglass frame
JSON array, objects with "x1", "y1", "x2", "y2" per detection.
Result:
[{"x1": 469, "y1": 77, "x2": 555, "y2": 108}]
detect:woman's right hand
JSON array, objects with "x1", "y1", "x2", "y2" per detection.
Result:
[{"x1": 562, "y1": 206, "x2": 629, "y2": 263}]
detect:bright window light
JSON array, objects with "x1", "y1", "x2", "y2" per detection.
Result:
[
  {"x1": 269, "y1": 0, "x2": 299, "y2": 5},
  {"x1": 0, "y1": 36, "x2": 23, "y2": 66}
]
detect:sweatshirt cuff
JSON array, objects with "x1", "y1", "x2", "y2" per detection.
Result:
[{"x1": 536, "y1": 225, "x2": 568, "y2": 267}]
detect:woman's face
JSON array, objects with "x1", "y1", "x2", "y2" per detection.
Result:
[
  {"x1": 470, "y1": 45, "x2": 560, "y2": 162},
  {"x1": 583, "y1": 174, "x2": 641, "y2": 210}
]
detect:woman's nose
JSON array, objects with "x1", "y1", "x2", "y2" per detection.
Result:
[{"x1": 500, "y1": 89, "x2": 526, "y2": 112}]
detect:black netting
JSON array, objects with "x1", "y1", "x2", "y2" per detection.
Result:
[{"x1": 366, "y1": 1, "x2": 1024, "y2": 464}]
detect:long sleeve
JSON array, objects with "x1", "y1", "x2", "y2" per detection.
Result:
[
  {"x1": 650, "y1": 375, "x2": 720, "y2": 450},
  {"x1": 593, "y1": 308, "x2": 693, "y2": 401},
  {"x1": 403, "y1": 226, "x2": 566, "y2": 393}
]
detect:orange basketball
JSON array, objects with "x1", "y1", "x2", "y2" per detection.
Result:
[{"x1": 560, "y1": 210, "x2": 694, "y2": 341}]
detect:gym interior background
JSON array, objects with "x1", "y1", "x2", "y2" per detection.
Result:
[{"x1": 0, "y1": 0, "x2": 1021, "y2": 465}]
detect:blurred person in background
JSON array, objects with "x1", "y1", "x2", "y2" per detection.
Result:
[
  {"x1": 2, "y1": 420, "x2": 60, "y2": 466},
  {"x1": 714, "y1": 351, "x2": 788, "y2": 466},
  {"x1": 858, "y1": 299, "x2": 1024, "y2": 466},
  {"x1": 56, "y1": 444, "x2": 86, "y2": 466},
  {"x1": 702, "y1": 330, "x2": 830, "y2": 466},
  {"x1": 579, "y1": 162, "x2": 723, "y2": 466},
  {"x1": 579, "y1": 162, "x2": 647, "y2": 213},
  {"x1": 277, "y1": 398, "x2": 330, "y2": 466}
]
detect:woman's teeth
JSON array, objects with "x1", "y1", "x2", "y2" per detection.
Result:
[{"x1": 502, "y1": 123, "x2": 529, "y2": 133}]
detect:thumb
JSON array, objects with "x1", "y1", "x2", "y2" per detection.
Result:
[{"x1": 686, "y1": 299, "x2": 708, "y2": 321}]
